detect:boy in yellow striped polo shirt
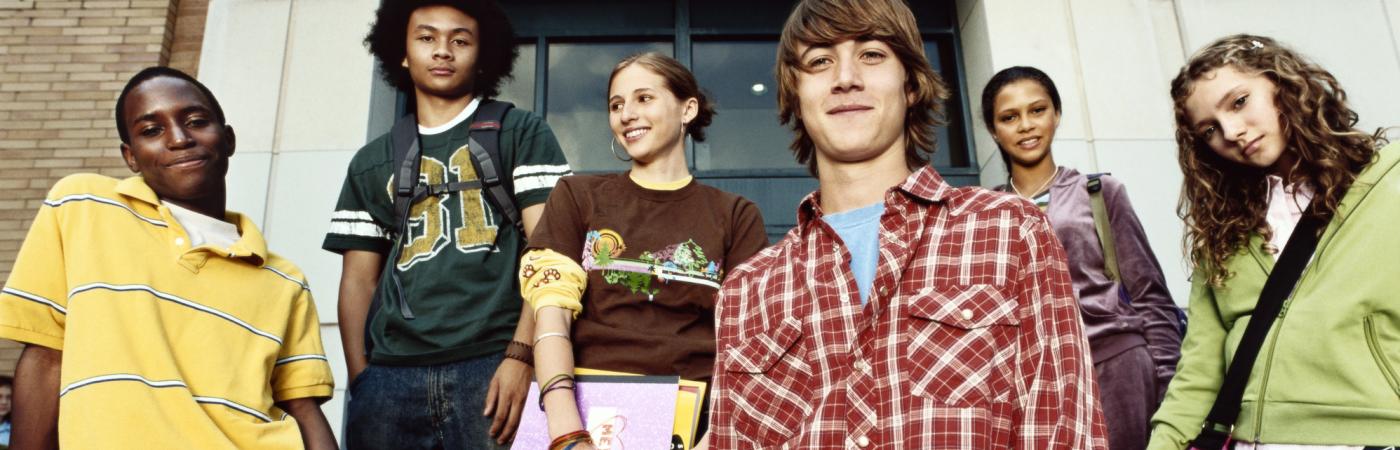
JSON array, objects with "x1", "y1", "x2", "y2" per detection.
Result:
[{"x1": 0, "y1": 67, "x2": 336, "y2": 449}]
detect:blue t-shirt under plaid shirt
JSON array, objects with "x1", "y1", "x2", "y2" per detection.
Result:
[{"x1": 822, "y1": 202, "x2": 884, "y2": 304}]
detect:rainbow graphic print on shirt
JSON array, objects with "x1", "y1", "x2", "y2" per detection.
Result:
[{"x1": 582, "y1": 229, "x2": 722, "y2": 301}]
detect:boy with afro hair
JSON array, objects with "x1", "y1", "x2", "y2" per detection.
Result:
[{"x1": 323, "y1": 1, "x2": 570, "y2": 448}]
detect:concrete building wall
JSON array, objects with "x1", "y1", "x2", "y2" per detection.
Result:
[{"x1": 197, "y1": 0, "x2": 381, "y2": 434}]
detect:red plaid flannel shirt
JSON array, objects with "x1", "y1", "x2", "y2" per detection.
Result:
[{"x1": 709, "y1": 167, "x2": 1107, "y2": 449}]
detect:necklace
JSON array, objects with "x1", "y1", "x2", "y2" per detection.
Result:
[{"x1": 1012, "y1": 167, "x2": 1059, "y2": 199}]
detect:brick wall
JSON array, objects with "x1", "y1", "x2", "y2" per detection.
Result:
[
  {"x1": 167, "y1": 0, "x2": 204, "y2": 76},
  {"x1": 0, "y1": 0, "x2": 207, "y2": 374}
]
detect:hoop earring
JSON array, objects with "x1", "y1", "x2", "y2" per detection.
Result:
[{"x1": 610, "y1": 137, "x2": 632, "y2": 162}]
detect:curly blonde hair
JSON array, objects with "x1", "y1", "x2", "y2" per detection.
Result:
[{"x1": 1171, "y1": 34, "x2": 1383, "y2": 286}]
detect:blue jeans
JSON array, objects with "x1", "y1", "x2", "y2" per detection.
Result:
[{"x1": 345, "y1": 353, "x2": 508, "y2": 450}]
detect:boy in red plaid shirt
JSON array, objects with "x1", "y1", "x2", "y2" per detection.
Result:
[{"x1": 705, "y1": 0, "x2": 1109, "y2": 448}]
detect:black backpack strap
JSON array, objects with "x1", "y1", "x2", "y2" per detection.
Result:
[
  {"x1": 390, "y1": 113, "x2": 423, "y2": 234},
  {"x1": 375, "y1": 113, "x2": 424, "y2": 326},
  {"x1": 1191, "y1": 210, "x2": 1328, "y2": 448},
  {"x1": 466, "y1": 100, "x2": 523, "y2": 234}
]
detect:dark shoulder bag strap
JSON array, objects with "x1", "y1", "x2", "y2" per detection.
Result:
[{"x1": 1190, "y1": 211, "x2": 1328, "y2": 449}]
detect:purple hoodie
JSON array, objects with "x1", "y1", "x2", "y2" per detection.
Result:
[{"x1": 1000, "y1": 167, "x2": 1182, "y2": 387}]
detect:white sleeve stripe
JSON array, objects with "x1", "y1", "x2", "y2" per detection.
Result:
[
  {"x1": 275, "y1": 354, "x2": 329, "y2": 366},
  {"x1": 512, "y1": 164, "x2": 572, "y2": 178},
  {"x1": 328, "y1": 221, "x2": 388, "y2": 239},
  {"x1": 514, "y1": 174, "x2": 566, "y2": 195},
  {"x1": 331, "y1": 210, "x2": 376, "y2": 222},
  {"x1": 2, "y1": 287, "x2": 67, "y2": 314}
]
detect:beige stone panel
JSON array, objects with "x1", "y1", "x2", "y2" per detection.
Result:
[
  {"x1": 197, "y1": 0, "x2": 292, "y2": 153},
  {"x1": 263, "y1": 149, "x2": 358, "y2": 321},
  {"x1": 226, "y1": 151, "x2": 272, "y2": 228},
  {"x1": 1066, "y1": 0, "x2": 1178, "y2": 140},
  {"x1": 275, "y1": 0, "x2": 378, "y2": 152}
]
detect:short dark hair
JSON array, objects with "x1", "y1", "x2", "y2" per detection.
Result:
[
  {"x1": 980, "y1": 66, "x2": 1061, "y2": 172},
  {"x1": 115, "y1": 66, "x2": 225, "y2": 145},
  {"x1": 365, "y1": 0, "x2": 518, "y2": 99},
  {"x1": 608, "y1": 52, "x2": 717, "y2": 142}
]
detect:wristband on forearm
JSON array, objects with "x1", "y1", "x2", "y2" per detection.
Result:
[{"x1": 504, "y1": 340, "x2": 534, "y2": 366}]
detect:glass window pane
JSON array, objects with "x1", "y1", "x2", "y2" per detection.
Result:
[
  {"x1": 547, "y1": 41, "x2": 673, "y2": 172},
  {"x1": 692, "y1": 41, "x2": 801, "y2": 172},
  {"x1": 497, "y1": 42, "x2": 536, "y2": 109},
  {"x1": 925, "y1": 38, "x2": 970, "y2": 168}
]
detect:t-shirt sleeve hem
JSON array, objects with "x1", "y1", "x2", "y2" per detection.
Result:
[
  {"x1": 273, "y1": 384, "x2": 334, "y2": 403},
  {"x1": 322, "y1": 235, "x2": 391, "y2": 255},
  {"x1": 515, "y1": 189, "x2": 553, "y2": 208},
  {"x1": 0, "y1": 325, "x2": 63, "y2": 351}
]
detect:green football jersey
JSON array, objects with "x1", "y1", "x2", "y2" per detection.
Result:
[{"x1": 324, "y1": 101, "x2": 571, "y2": 365}]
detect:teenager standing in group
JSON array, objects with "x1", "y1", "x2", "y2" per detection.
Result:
[
  {"x1": 1149, "y1": 34, "x2": 1400, "y2": 450},
  {"x1": 707, "y1": 0, "x2": 1107, "y2": 448},
  {"x1": 983, "y1": 66, "x2": 1182, "y2": 450},
  {"x1": 1, "y1": 67, "x2": 336, "y2": 450},
  {"x1": 519, "y1": 52, "x2": 769, "y2": 450},
  {"x1": 323, "y1": 1, "x2": 571, "y2": 448}
]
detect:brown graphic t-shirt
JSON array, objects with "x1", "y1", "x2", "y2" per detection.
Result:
[{"x1": 527, "y1": 173, "x2": 768, "y2": 382}]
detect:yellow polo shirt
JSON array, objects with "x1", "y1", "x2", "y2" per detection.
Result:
[{"x1": 0, "y1": 174, "x2": 334, "y2": 449}]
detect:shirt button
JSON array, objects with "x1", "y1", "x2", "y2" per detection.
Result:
[
  {"x1": 174, "y1": 237, "x2": 184, "y2": 246},
  {"x1": 877, "y1": 286, "x2": 888, "y2": 297},
  {"x1": 856, "y1": 435, "x2": 870, "y2": 447},
  {"x1": 961, "y1": 308, "x2": 974, "y2": 320},
  {"x1": 854, "y1": 359, "x2": 870, "y2": 373}
]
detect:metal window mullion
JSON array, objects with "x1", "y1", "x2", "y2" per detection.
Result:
[
  {"x1": 535, "y1": 36, "x2": 548, "y2": 117},
  {"x1": 676, "y1": 0, "x2": 696, "y2": 171}
]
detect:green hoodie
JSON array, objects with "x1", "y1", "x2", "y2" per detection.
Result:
[{"x1": 1149, "y1": 142, "x2": 1400, "y2": 449}]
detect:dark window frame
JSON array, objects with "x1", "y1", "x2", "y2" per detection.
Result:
[{"x1": 499, "y1": 0, "x2": 979, "y2": 182}]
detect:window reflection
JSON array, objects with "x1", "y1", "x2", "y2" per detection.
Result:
[
  {"x1": 546, "y1": 42, "x2": 673, "y2": 172},
  {"x1": 497, "y1": 42, "x2": 536, "y2": 109},
  {"x1": 692, "y1": 41, "x2": 800, "y2": 172}
]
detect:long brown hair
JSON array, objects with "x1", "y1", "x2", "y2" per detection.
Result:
[
  {"x1": 1171, "y1": 34, "x2": 1382, "y2": 286},
  {"x1": 775, "y1": 0, "x2": 949, "y2": 176}
]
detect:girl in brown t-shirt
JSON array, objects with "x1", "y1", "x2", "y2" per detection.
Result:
[{"x1": 519, "y1": 53, "x2": 768, "y2": 449}]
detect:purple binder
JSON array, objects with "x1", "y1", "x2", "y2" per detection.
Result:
[{"x1": 512, "y1": 375, "x2": 680, "y2": 450}]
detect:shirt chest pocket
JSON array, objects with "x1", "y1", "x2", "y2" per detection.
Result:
[
  {"x1": 721, "y1": 317, "x2": 813, "y2": 446},
  {"x1": 902, "y1": 284, "x2": 1022, "y2": 406}
]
